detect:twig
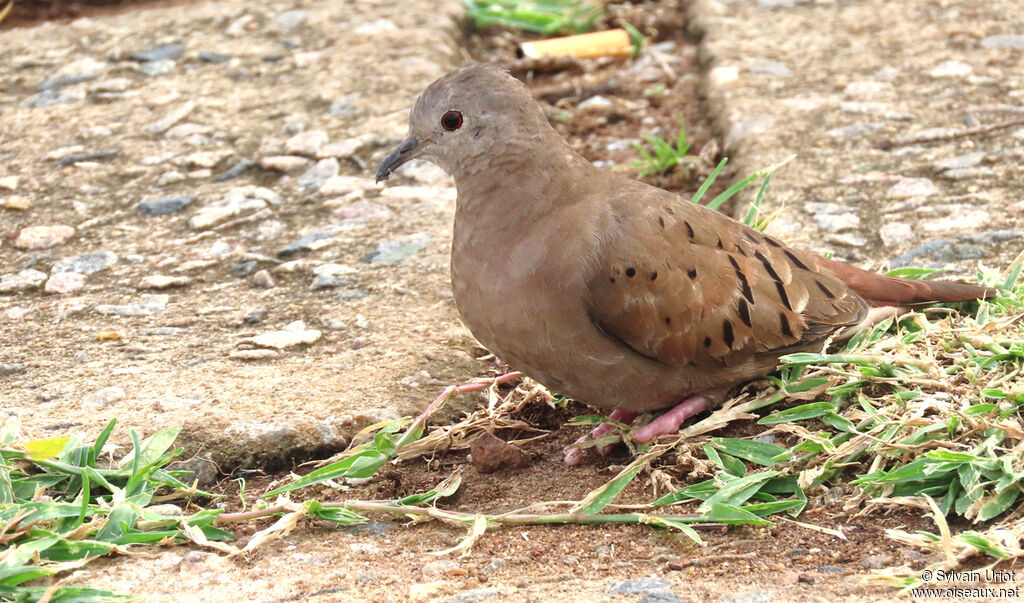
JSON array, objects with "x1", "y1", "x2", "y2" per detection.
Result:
[{"x1": 878, "y1": 117, "x2": 1024, "y2": 149}]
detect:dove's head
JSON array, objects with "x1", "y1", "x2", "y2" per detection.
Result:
[{"x1": 376, "y1": 64, "x2": 554, "y2": 183}]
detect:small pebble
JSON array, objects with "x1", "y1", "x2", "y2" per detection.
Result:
[
  {"x1": 284, "y1": 130, "x2": 329, "y2": 157},
  {"x1": 44, "y1": 272, "x2": 86, "y2": 294},
  {"x1": 0, "y1": 269, "x2": 48, "y2": 293},
  {"x1": 139, "y1": 275, "x2": 191, "y2": 290},
  {"x1": 14, "y1": 225, "x2": 75, "y2": 250},
  {"x1": 138, "y1": 195, "x2": 196, "y2": 216},
  {"x1": 887, "y1": 177, "x2": 938, "y2": 199},
  {"x1": 251, "y1": 270, "x2": 275, "y2": 289},
  {"x1": 259, "y1": 155, "x2": 311, "y2": 172}
]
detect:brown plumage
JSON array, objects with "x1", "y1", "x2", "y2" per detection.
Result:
[{"x1": 376, "y1": 65, "x2": 994, "y2": 452}]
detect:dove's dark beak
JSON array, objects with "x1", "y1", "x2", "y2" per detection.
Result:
[{"x1": 375, "y1": 136, "x2": 425, "y2": 183}]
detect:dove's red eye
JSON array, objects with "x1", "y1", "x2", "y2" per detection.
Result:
[{"x1": 441, "y1": 110, "x2": 463, "y2": 131}]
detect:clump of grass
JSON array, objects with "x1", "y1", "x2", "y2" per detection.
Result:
[
  {"x1": 631, "y1": 122, "x2": 693, "y2": 178},
  {"x1": 0, "y1": 420, "x2": 224, "y2": 602},
  {"x1": 461, "y1": 0, "x2": 602, "y2": 35}
]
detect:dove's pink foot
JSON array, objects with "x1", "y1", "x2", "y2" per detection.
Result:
[
  {"x1": 631, "y1": 395, "x2": 710, "y2": 444},
  {"x1": 564, "y1": 409, "x2": 637, "y2": 465}
]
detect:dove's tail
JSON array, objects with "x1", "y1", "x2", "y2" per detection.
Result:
[{"x1": 819, "y1": 257, "x2": 996, "y2": 307}]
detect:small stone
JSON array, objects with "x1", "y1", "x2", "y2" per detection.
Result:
[
  {"x1": 843, "y1": 80, "x2": 894, "y2": 99},
  {"x1": 251, "y1": 270, "x2": 275, "y2": 289},
  {"x1": 273, "y1": 9, "x2": 309, "y2": 30},
  {"x1": 139, "y1": 275, "x2": 191, "y2": 290},
  {"x1": 838, "y1": 101, "x2": 885, "y2": 115},
  {"x1": 140, "y1": 59, "x2": 177, "y2": 77},
  {"x1": 232, "y1": 260, "x2": 259, "y2": 277},
  {"x1": 577, "y1": 95, "x2": 614, "y2": 111},
  {"x1": 446, "y1": 587, "x2": 502, "y2": 603},
  {"x1": 606, "y1": 577, "x2": 671, "y2": 596},
  {"x1": 409, "y1": 581, "x2": 452, "y2": 603},
  {"x1": 311, "y1": 263, "x2": 358, "y2": 290},
  {"x1": 82, "y1": 386, "x2": 125, "y2": 409},
  {"x1": 95, "y1": 294, "x2": 169, "y2": 316},
  {"x1": 157, "y1": 171, "x2": 186, "y2": 186},
  {"x1": 259, "y1": 155, "x2": 311, "y2": 172},
  {"x1": 861, "y1": 554, "x2": 893, "y2": 569},
  {"x1": 1008, "y1": 201, "x2": 1024, "y2": 215},
  {"x1": 199, "y1": 51, "x2": 230, "y2": 63},
  {"x1": 361, "y1": 232, "x2": 431, "y2": 264},
  {"x1": 138, "y1": 195, "x2": 196, "y2": 216},
  {"x1": 354, "y1": 19, "x2": 397, "y2": 34},
  {"x1": 4, "y1": 196, "x2": 32, "y2": 211},
  {"x1": 165, "y1": 123, "x2": 213, "y2": 139},
  {"x1": 317, "y1": 135, "x2": 373, "y2": 159},
  {"x1": 52, "y1": 251, "x2": 118, "y2": 275},
  {"x1": 145, "y1": 101, "x2": 195, "y2": 134},
  {"x1": 749, "y1": 60, "x2": 791, "y2": 76},
  {"x1": 244, "y1": 308, "x2": 268, "y2": 324},
  {"x1": 214, "y1": 160, "x2": 257, "y2": 182},
  {"x1": 14, "y1": 225, "x2": 75, "y2": 250},
  {"x1": 318, "y1": 175, "x2": 377, "y2": 197},
  {"x1": 422, "y1": 559, "x2": 459, "y2": 579},
  {"x1": 297, "y1": 158, "x2": 339, "y2": 191},
  {"x1": 189, "y1": 190, "x2": 269, "y2": 230},
  {"x1": 278, "y1": 229, "x2": 340, "y2": 258},
  {"x1": 284, "y1": 130, "x2": 329, "y2": 157},
  {"x1": 44, "y1": 272, "x2": 86, "y2": 294},
  {"x1": 887, "y1": 178, "x2": 938, "y2": 199},
  {"x1": 245, "y1": 321, "x2": 321, "y2": 349},
  {"x1": 717, "y1": 590, "x2": 776, "y2": 603},
  {"x1": 229, "y1": 349, "x2": 281, "y2": 360},
  {"x1": 707, "y1": 66, "x2": 739, "y2": 86},
  {"x1": 181, "y1": 150, "x2": 232, "y2": 169},
  {"x1": 0, "y1": 176, "x2": 18, "y2": 190},
  {"x1": 331, "y1": 200, "x2": 394, "y2": 225},
  {"x1": 0, "y1": 364, "x2": 28, "y2": 376},
  {"x1": 933, "y1": 242, "x2": 987, "y2": 262},
  {"x1": 940, "y1": 167, "x2": 996, "y2": 180},
  {"x1": 879, "y1": 222, "x2": 914, "y2": 247},
  {"x1": 638, "y1": 594, "x2": 686, "y2": 603},
  {"x1": 933, "y1": 152, "x2": 985, "y2": 172},
  {"x1": 928, "y1": 60, "x2": 972, "y2": 78},
  {"x1": 0, "y1": 269, "x2": 48, "y2": 293},
  {"x1": 329, "y1": 93, "x2": 360, "y2": 117},
  {"x1": 471, "y1": 432, "x2": 531, "y2": 474},
  {"x1": 981, "y1": 35, "x2": 1024, "y2": 49},
  {"x1": 921, "y1": 208, "x2": 990, "y2": 233},
  {"x1": 826, "y1": 122, "x2": 883, "y2": 138},
  {"x1": 130, "y1": 43, "x2": 184, "y2": 62},
  {"x1": 812, "y1": 212, "x2": 861, "y2": 233}
]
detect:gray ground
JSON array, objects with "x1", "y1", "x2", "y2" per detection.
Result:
[{"x1": 1, "y1": 0, "x2": 1022, "y2": 600}]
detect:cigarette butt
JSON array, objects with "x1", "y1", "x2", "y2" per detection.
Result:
[{"x1": 518, "y1": 29, "x2": 634, "y2": 60}]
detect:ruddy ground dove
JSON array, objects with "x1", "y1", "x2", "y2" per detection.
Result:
[{"x1": 376, "y1": 65, "x2": 994, "y2": 464}]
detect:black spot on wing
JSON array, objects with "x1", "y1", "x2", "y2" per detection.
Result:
[
  {"x1": 723, "y1": 320, "x2": 735, "y2": 348},
  {"x1": 779, "y1": 313, "x2": 794, "y2": 338},
  {"x1": 737, "y1": 298, "x2": 752, "y2": 327},
  {"x1": 784, "y1": 249, "x2": 811, "y2": 271},
  {"x1": 775, "y1": 281, "x2": 793, "y2": 311}
]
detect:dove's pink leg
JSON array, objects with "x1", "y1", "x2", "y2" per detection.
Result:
[
  {"x1": 631, "y1": 395, "x2": 710, "y2": 444},
  {"x1": 564, "y1": 409, "x2": 637, "y2": 465}
]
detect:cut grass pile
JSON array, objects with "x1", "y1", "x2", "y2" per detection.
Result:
[{"x1": 461, "y1": 0, "x2": 602, "y2": 35}]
